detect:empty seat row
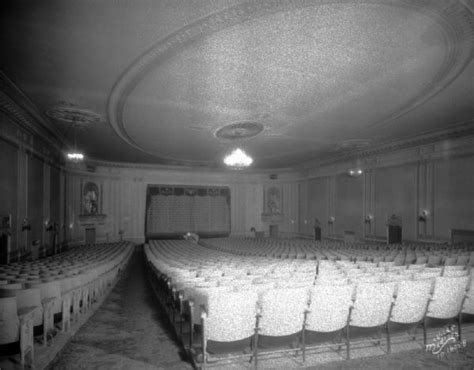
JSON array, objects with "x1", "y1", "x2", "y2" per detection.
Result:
[
  {"x1": 0, "y1": 241, "x2": 134, "y2": 367},
  {"x1": 144, "y1": 239, "x2": 474, "y2": 368}
]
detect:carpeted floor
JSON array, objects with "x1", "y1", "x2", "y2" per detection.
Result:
[{"x1": 48, "y1": 251, "x2": 192, "y2": 370}]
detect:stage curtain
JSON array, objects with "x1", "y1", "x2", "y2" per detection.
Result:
[{"x1": 145, "y1": 185, "x2": 230, "y2": 237}]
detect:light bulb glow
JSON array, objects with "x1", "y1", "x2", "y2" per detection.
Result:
[
  {"x1": 223, "y1": 148, "x2": 253, "y2": 169},
  {"x1": 66, "y1": 152, "x2": 84, "y2": 161},
  {"x1": 348, "y1": 168, "x2": 363, "y2": 177}
]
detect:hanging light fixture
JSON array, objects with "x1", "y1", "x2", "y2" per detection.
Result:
[
  {"x1": 65, "y1": 122, "x2": 85, "y2": 162},
  {"x1": 223, "y1": 148, "x2": 253, "y2": 169},
  {"x1": 66, "y1": 152, "x2": 84, "y2": 161}
]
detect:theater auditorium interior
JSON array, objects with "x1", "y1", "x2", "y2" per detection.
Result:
[{"x1": 1, "y1": 0, "x2": 474, "y2": 369}]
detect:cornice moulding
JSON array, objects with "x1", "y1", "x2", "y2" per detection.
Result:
[
  {"x1": 303, "y1": 135, "x2": 474, "y2": 180},
  {"x1": 301, "y1": 120, "x2": 474, "y2": 174},
  {"x1": 0, "y1": 72, "x2": 66, "y2": 160},
  {"x1": 82, "y1": 157, "x2": 299, "y2": 179}
]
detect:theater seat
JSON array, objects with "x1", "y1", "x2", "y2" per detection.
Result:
[
  {"x1": 389, "y1": 279, "x2": 432, "y2": 348},
  {"x1": 200, "y1": 289, "x2": 258, "y2": 368},
  {"x1": 348, "y1": 282, "x2": 396, "y2": 359},
  {"x1": 425, "y1": 276, "x2": 470, "y2": 343},
  {"x1": 303, "y1": 284, "x2": 354, "y2": 361}
]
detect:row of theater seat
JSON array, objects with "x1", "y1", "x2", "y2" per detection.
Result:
[
  {"x1": 0, "y1": 241, "x2": 134, "y2": 367},
  {"x1": 144, "y1": 239, "x2": 474, "y2": 369},
  {"x1": 203, "y1": 237, "x2": 474, "y2": 266}
]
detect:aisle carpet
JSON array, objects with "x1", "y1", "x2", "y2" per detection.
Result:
[{"x1": 48, "y1": 251, "x2": 192, "y2": 369}]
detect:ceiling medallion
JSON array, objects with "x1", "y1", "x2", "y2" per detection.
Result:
[
  {"x1": 215, "y1": 122, "x2": 264, "y2": 140},
  {"x1": 223, "y1": 148, "x2": 253, "y2": 169},
  {"x1": 45, "y1": 105, "x2": 103, "y2": 128}
]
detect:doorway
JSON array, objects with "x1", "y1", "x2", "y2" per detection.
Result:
[
  {"x1": 388, "y1": 225, "x2": 402, "y2": 244},
  {"x1": 269, "y1": 224, "x2": 279, "y2": 238},
  {"x1": 85, "y1": 228, "x2": 96, "y2": 245}
]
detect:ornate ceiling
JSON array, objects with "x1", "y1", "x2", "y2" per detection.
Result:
[{"x1": 1, "y1": 0, "x2": 474, "y2": 170}]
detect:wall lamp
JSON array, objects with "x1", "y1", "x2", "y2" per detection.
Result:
[
  {"x1": 21, "y1": 217, "x2": 31, "y2": 231},
  {"x1": 45, "y1": 219, "x2": 53, "y2": 231},
  {"x1": 348, "y1": 169, "x2": 363, "y2": 177},
  {"x1": 418, "y1": 210, "x2": 429, "y2": 222}
]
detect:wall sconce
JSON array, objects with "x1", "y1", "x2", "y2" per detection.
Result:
[
  {"x1": 184, "y1": 232, "x2": 199, "y2": 243},
  {"x1": 45, "y1": 220, "x2": 53, "y2": 231},
  {"x1": 364, "y1": 214, "x2": 373, "y2": 224},
  {"x1": 418, "y1": 210, "x2": 429, "y2": 222},
  {"x1": 21, "y1": 217, "x2": 31, "y2": 231},
  {"x1": 328, "y1": 216, "x2": 335, "y2": 224},
  {"x1": 348, "y1": 169, "x2": 363, "y2": 177}
]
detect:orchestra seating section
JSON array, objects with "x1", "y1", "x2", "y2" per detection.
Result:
[
  {"x1": 0, "y1": 241, "x2": 134, "y2": 368},
  {"x1": 144, "y1": 238, "x2": 474, "y2": 369}
]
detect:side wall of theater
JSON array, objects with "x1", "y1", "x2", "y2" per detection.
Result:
[
  {"x1": 0, "y1": 110, "x2": 65, "y2": 258},
  {"x1": 298, "y1": 135, "x2": 474, "y2": 243}
]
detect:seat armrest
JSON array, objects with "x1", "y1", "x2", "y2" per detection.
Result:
[
  {"x1": 18, "y1": 306, "x2": 37, "y2": 322},
  {"x1": 42, "y1": 297, "x2": 58, "y2": 307}
]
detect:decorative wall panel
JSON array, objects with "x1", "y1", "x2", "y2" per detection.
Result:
[
  {"x1": 304, "y1": 177, "x2": 328, "y2": 237},
  {"x1": 27, "y1": 154, "x2": 44, "y2": 247},
  {"x1": 434, "y1": 156, "x2": 474, "y2": 240},
  {"x1": 50, "y1": 166, "x2": 60, "y2": 223},
  {"x1": 374, "y1": 164, "x2": 417, "y2": 241},
  {"x1": 0, "y1": 138, "x2": 18, "y2": 251},
  {"x1": 335, "y1": 174, "x2": 363, "y2": 238}
]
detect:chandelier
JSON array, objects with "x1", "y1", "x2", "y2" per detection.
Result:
[
  {"x1": 66, "y1": 152, "x2": 84, "y2": 162},
  {"x1": 223, "y1": 148, "x2": 253, "y2": 169},
  {"x1": 65, "y1": 122, "x2": 85, "y2": 162}
]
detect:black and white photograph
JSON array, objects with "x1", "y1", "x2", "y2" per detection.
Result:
[{"x1": 1, "y1": 0, "x2": 474, "y2": 369}]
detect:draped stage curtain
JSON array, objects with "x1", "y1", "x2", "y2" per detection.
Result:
[{"x1": 145, "y1": 185, "x2": 230, "y2": 238}]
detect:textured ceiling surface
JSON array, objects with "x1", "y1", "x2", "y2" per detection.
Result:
[{"x1": 1, "y1": 0, "x2": 474, "y2": 170}]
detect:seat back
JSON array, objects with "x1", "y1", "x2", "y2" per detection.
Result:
[
  {"x1": 416, "y1": 256, "x2": 428, "y2": 265},
  {"x1": 427, "y1": 255, "x2": 442, "y2": 267},
  {"x1": 26, "y1": 281, "x2": 62, "y2": 314},
  {"x1": 443, "y1": 269, "x2": 468, "y2": 278},
  {"x1": 444, "y1": 257, "x2": 457, "y2": 266},
  {"x1": 259, "y1": 287, "x2": 309, "y2": 336},
  {"x1": 14, "y1": 288, "x2": 44, "y2": 326},
  {"x1": 390, "y1": 280, "x2": 432, "y2": 324},
  {"x1": 351, "y1": 282, "x2": 395, "y2": 327},
  {"x1": 1, "y1": 283, "x2": 23, "y2": 290},
  {"x1": 427, "y1": 276, "x2": 469, "y2": 319},
  {"x1": 456, "y1": 255, "x2": 469, "y2": 266},
  {"x1": 0, "y1": 291, "x2": 20, "y2": 344},
  {"x1": 191, "y1": 285, "x2": 232, "y2": 325},
  {"x1": 204, "y1": 289, "x2": 258, "y2": 342},
  {"x1": 307, "y1": 284, "x2": 354, "y2": 332}
]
